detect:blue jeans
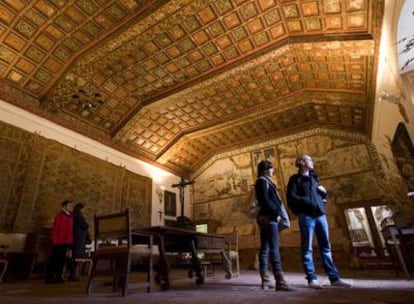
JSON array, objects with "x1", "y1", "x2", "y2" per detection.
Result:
[
  {"x1": 259, "y1": 221, "x2": 282, "y2": 276},
  {"x1": 298, "y1": 214, "x2": 340, "y2": 283}
]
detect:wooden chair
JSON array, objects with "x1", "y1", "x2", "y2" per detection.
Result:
[
  {"x1": 74, "y1": 244, "x2": 93, "y2": 278},
  {"x1": 224, "y1": 232, "x2": 240, "y2": 278},
  {"x1": 86, "y1": 209, "x2": 153, "y2": 296},
  {"x1": 0, "y1": 245, "x2": 8, "y2": 282}
]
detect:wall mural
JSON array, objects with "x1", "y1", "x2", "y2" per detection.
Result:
[
  {"x1": 194, "y1": 195, "x2": 251, "y2": 227},
  {"x1": 278, "y1": 135, "x2": 372, "y2": 185},
  {"x1": 29, "y1": 144, "x2": 124, "y2": 231},
  {"x1": 122, "y1": 170, "x2": 152, "y2": 229},
  {"x1": 0, "y1": 120, "x2": 152, "y2": 233},
  {"x1": 323, "y1": 172, "x2": 381, "y2": 204},
  {"x1": 193, "y1": 130, "x2": 382, "y2": 253},
  {"x1": 193, "y1": 152, "x2": 252, "y2": 203}
]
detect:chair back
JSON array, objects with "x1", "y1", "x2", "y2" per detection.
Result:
[
  {"x1": 225, "y1": 232, "x2": 239, "y2": 254},
  {"x1": 94, "y1": 209, "x2": 131, "y2": 252}
]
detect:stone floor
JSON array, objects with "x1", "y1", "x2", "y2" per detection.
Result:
[{"x1": 0, "y1": 268, "x2": 413, "y2": 304}]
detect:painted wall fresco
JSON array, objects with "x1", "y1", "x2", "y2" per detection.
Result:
[
  {"x1": 0, "y1": 127, "x2": 34, "y2": 231},
  {"x1": 323, "y1": 172, "x2": 381, "y2": 204},
  {"x1": 0, "y1": 120, "x2": 152, "y2": 233},
  {"x1": 193, "y1": 152, "x2": 252, "y2": 203},
  {"x1": 193, "y1": 194, "x2": 250, "y2": 227},
  {"x1": 192, "y1": 130, "x2": 383, "y2": 255},
  {"x1": 278, "y1": 135, "x2": 372, "y2": 184}
]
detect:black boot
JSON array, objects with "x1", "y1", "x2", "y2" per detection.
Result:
[
  {"x1": 275, "y1": 273, "x2": 294, "y2": 291},
  {"x1": 260, "y1": 271, "x2": 275, "y2": 289}
]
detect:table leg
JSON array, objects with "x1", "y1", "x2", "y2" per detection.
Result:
[
  {"x1": 220, "y1": 249, "x2": 232, "y2": 279},
  {"x1": 154, "y1": 234, "x2": 170, "y2": 290},
  {"x1": 189, "y1": 239, "x2": 204, "y2": 284}
]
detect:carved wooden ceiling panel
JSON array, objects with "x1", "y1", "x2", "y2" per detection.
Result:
[{"x1": 0, "y1": 0, "x2": 384, "y2": 175}]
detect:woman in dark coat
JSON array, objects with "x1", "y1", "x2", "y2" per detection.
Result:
[{"x1": 68, "y1": 203, "x2": 89, "y2": 281}]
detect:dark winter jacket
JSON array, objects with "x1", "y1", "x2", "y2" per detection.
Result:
[
  {"x1": 255, "y1": 175, "x2": 283, "y2": 222},
  {"x1": 286, "y1": 172, "x2": 327, "y2": 217},
  {"x1": 51, "y1": 209, "x2": 73, "y2": 246},
  {"x1": 72, "y1": 211, "x2": 89, "y2": 256}
]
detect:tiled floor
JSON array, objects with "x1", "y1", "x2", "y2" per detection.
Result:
[{"x1": 0, "y1": 268, "x2": 413, "y2": 304}]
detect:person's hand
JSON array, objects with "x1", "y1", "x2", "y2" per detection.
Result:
[{"x1": 317, "y1": 185, "x2": 327, "y2": 194}]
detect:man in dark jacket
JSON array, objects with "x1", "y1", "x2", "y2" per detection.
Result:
[{"x1": 286, "y1": 154, "x2": 351, "y2": 289}]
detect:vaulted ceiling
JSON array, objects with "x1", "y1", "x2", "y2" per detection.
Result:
[{"x1": 0, "y1": 0, "x2": 384, "y2": 176}]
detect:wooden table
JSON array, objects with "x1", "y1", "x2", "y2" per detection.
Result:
[
  {"x1": 137, "y1": 226, "x2": 230, "y2": 290},
  {"x1": 382, "y1": 225, "x2": 414, "y2": 279}
]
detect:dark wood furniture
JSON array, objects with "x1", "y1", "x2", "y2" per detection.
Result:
[
  {"x1": 381, "y1": 224, "x2": 414, "y2": 279},
  {"x1": 87, "y1": 209, "x2": 153, "y2": 296},
  {"x1": 140, "y1": 225, "x2": 229, "y2": 290},
  {"x1": 0, "y1": 244, "x2": 8, "y2": 282}
]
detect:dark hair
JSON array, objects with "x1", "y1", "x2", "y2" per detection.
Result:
[
  {"x1": 74, "y1": 203, "x2": 84, "y2": 212},
  {"x1": 61, "y1": 200, "x2": 72, "y2": 208},
  {"x1": 257, "y1": 160, "x2": 273, "y2": 176}
]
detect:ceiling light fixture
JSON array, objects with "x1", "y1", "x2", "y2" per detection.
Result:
[
  {"x1": 71, "y1": 88, "x2": 103, "y2": 111},
  {"x1": 379, "y1": 90, "x2": 402, "y2": 104}
]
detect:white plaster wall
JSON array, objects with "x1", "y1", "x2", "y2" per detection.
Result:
[
  {"x1": 372, "y1": 0, "x2": 414, "y2": 154},
  {"x1": 0, "y1": 99, "x2": 191, "y2": 225}
]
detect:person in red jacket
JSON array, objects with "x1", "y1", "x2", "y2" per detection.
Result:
[{"x1": 45, "y1": 200, "x2": 74, "y2": 284}]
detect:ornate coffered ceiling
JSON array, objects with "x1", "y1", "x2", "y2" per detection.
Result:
[{"x1": 0, "y1": 0, "x2": 383, "y2": 175}]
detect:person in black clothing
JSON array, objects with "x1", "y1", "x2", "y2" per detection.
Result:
[
  {"x1": 68, "y1": 203, "x2": 89, "y2": 281},
  {"x1": 255, "y1": 160, "x2": 293, "y2": 291},
  {"x1": 286, "y1": 154, "x2": 351, "y2": 289}
]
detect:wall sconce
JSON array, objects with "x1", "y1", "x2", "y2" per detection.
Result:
[
  {"x1": 156, "y1": 186, "x2": 165, "y2": 223},
  {"x1": 379, "y1": 90, "x2": 403, "y2": 104}
]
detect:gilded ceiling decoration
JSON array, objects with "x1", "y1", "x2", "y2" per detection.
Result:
[{"x1": 0, "y1": 0, "x2": 384, "y2": 175}]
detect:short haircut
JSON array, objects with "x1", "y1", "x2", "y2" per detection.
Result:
[
  {"x1": 61, "y1": 200, "x2": 72, "y2": 208},
  {"x1": 295, "y1": 154, "x2": 309, "y2": 168}
]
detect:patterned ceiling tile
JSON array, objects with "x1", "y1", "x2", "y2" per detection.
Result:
[
  {"x1": 305, "y1": 18, "x2": 322, "y2": 31},
  {"x1": 0, "y1": 3, "x2": 17, "y2": 25},
  {"x1": 257, "y1": 0, "x2": 277, "y2": 11},
  {"x1": 7, "y1": 70, "x2": 26, "y2": 84},
  {"x1": 347, "y1": 13, "x2": 366, "y2": 28},
  {"x1": 34, "y1": 1, "x2": 56, "y2": 17},
  {"x1": 282, "y1": 4, "x2": 300, "y2": 19},
  {"x1": 14, "y1": 18, "x2": 36, "y2": 38},
  {"x1": 324, "y1": 0, "x2": 342, "y2": 14},
  {"x1": 346, "y1": 0, "x2": 366, "y2": 12},
  {"x1": 301, "y1": 1, "x2": 319, "y2": 16},
  {"x1": 3, "y1": 32, "x2": 27, "y2": 52},
  {"x1": 15, "y1": 58, "x2": 36, "y2": 74},
  {"x1": 263, "y1": 7, "x2": 281, "y2": 25},
  {"x1": 198, "y1": 5, "x2": 216, "y2": 24},
  {"x1": 35, "y1": 34, "x2": 55, "y2": 51},
  {"x1": 223, "y1": 12, "x2": 241, "y2": 29},
  {"x1": 25, "y1": 8, "x2": 48, "y2": 27},
  {"x1": 325, "y1": 16, "x2": 343, "y2": 30},
  {"x1": 0, "y1": 45, "x2": 16, "y2": 63},
  {"x1": 0, "y1": 0, "x2": 383, "y2": 174},
  {"x1": 3, "y1": 0, "x2": 26, "y2": 10},
  {"x1": 287, "y1": 20, "x2": 303, "y2": 32}
]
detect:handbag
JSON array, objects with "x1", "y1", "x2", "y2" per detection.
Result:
[
  {"x1": 277, "y1": 202, "x2": 290, "y2": 231},
  {"x1": 246, "y1": 187, "x2": 260, "y2": 220},
  {"x1": 253, "y1": 176, "x2": 291, "y2": 231}
]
